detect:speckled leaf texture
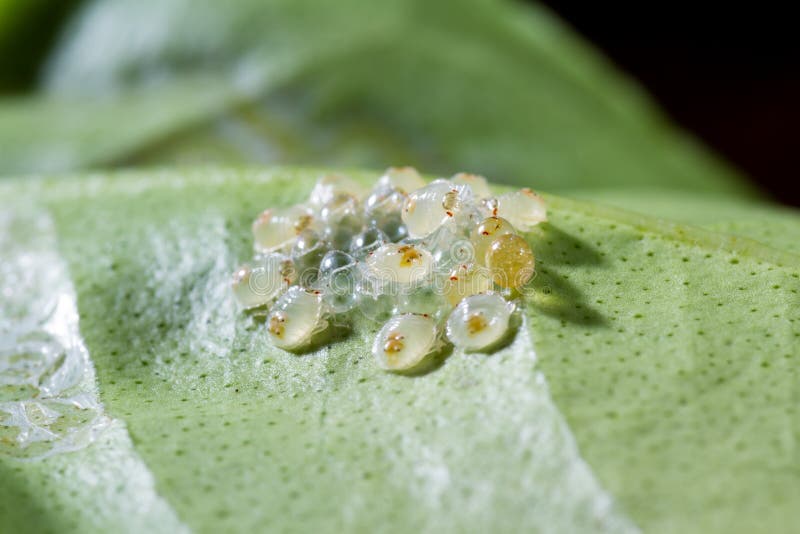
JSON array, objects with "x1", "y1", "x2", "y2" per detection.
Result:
[
  {"x1": 1, "y1": 0, "x2": 799, "y2": 532},
  {"x1": 1, "y1": 168, "x2": 799, "y2": 534}
]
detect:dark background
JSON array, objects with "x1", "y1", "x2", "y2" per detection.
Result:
[
  {"x1": 2, "y1": 1, "x2": 798, "y2": 206},
  {"x1": 541, "y1": 2, "x2": 800, "y2": 207}
]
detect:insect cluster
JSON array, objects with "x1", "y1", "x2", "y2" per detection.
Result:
[{"x1": 232, "y1": 167, "x2": 546, "y2": 371}]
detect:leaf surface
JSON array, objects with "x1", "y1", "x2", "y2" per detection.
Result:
[{"x1": 2, "y1": 168, "x2": 797, "y2": 533}]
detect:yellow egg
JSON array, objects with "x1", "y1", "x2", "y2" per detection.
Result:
[
  {"x1": 485, "y1": 234, "x2": 535, "y2": 289},
  {"x1": 470, "y1": 216, "x2": 517, "y2": 266},
  {"x1": 442, "y1": 263, "x2": 494, "y2": 306}
]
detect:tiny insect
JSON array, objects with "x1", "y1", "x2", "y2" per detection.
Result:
[
  {"x1": 496, "y1": 189, "x2": 547, "y2": 231},
  {"x1": 402, "y1": 180, "x2": 470, "y2": 238},
  {"x1": 266, "y1": 287, "x2": 329, "y2": 350},
  {"x1": 364, "y1": 243, "x2": 434, "y2": 285},
  {"x1": 377, "y1": 166, "x2": 426, "y2": 194},
  {"x1": 372, "y1": 313, "x2": 440, "y2": 370},
  {"x1": 446, "y1": 293, "x2": 515, "y2": 352},
  {"x1": 470, "y1": 216, "x2": 517, "y2": 266},
  {"x1": 252, "y1": 205, "x2": 314, "y2": 253},
  {"x1": 450, "y1": 172, "x2": 492, "y2": 199}
]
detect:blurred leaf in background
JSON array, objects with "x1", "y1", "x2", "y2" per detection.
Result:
[
  {"x1": 0, "y1": 0, "x2": 79, "y2": 92},
  {"x1": 1, "y1": 0, "x2": 755, "y2": 199}
]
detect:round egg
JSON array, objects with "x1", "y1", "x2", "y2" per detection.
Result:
[
  {"x1": 252, "y1": 204, "x2": 314, "y2": 253},
  {"x1": 402, "y1": 180, "x2": 470, "y2": 238},
  {"x1": 496, "y1": 188, "x2": 547, "y2": 231},
  {"x1": 318, "y1": 250, "x2": 358, "y2": 313},
  {"x1": 372, "y1": 313, "x2": 440, "y2": 371},
  {"x1": 446, "y1": 293, "x2": 515, "y2": 352},
  {"x1": 451, "y1": 172, "x2": 492, "y2": 198},
  {"x1": 485, "y1": 233, "x2": 535, "y2": 290},
  {"x1": 364, "y1": 243, "x2": 434, "y2": 285},
  {"x1": 267, "y1": 287, "x2": 328, "y2": 350},
  {"x1": 349, "y1": 227, "x2": 389, "y2": 259},
  {"x1": 231, "y1": 255, "x2": 295, "y2": 309},
  {"x1": 309, "y1": 173, "x2": 366, "y2": 207},
  {"x1": 291, "y1": 229, "x2": 329, "y2": 286},
  {"x1": 378, "y1": 166, "x2": 426, "y2": 194},
  {"x1": 363, "y1": 185, "x2": 408, "y2": 242},
  {"x1": 470, "y1": 216, "x2": 517, "y2": 266},
  {"x1": 442, "y1": 262, "x2": 494, "y2": 306}
]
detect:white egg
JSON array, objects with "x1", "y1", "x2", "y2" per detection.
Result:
[
  {"x1": 401, "y1": 180, "x2": 471, "y2": 238},
  {"x1": 267, "y1": 287, "x2": 328, "y2": 350},
  {"x1": 496, "y1": 188, "x2": 547, "y2": 231},
  {"x1": 451, "y1": 172, "x2": 492, "y2": 199},
  {"x1": 252, "y1": 204, "x2": 314, "y2": 253},
  {"x1": 446, "y1": 293, "x2": 515, "y2": 352},
  {"x1": 377, "y1": 166, "x2": 426, "y2": 194},
  {"x1": 364, "y1": 243, "x2": 434, "y2": 286},
  {"x1": 231, "y1": 255, "x2": 295, "y2": 309},
  {"x1": 309, "y1": 173, "x2": 366, "y2": 207},
  {"x1": 372, "y1": 313, "x2": 440, "y2": 371}
]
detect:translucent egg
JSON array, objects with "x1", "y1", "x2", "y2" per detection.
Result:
[
  {"x1": 402, "y1": 180, "x2": 471, "y2": 238},
  {"x1": 451, "y1": 172, "x2": 492, "y2": 198},
  {"x1": 267, "y1": 287, "x2": 328, "y2": 350},
  {"x1": 372, "y1": 313, "x2": 440, "y2": 371},
  {"x1": 377, "y1": 166, "x2": 426, "y2": 194},
  {"x1": 416, "y1": 221, "x2": 465, "y2": 272},
  {"x1": 496, "y1": 188, "x2": 547, "y2": 231},
  {"x1": 395, "y1": 284, "x2": 448, "y2": 318},
  {"x1": 309, "y1": 173, "x2": 366, "y2": 207},
  {"x1": 364, "y1": 243, "x2": 434, "y2": 285},
  {"x1": 442, "y1": 263, "x2": 494, "y2": 306},
  {"x1": 446, "y1": 293, "x2": 515, "y2": 352},
  {"x1": 291, "y1": 229, "x2": 329, "y2": 286},
  {"x1": 231, "y1": 255, "x2": 295, "y2": 309},
  {"x1": 358, "y1": 293, "x2": 394, "y2": 323},
  {"x1": 319, "y1": 193, "x2": 360, "y2": 225},
  {"x1": 470, "y1": 217, "x2": 517, "y2": 266},
  {"x1": 363, "y1": 185, "x2": 408, "y2": 242},
  {"x1": 349, "y1": 227, "x2": 389, "y2": 259},
  {"x1": 318, "y1": 251, "x2": 358, "y2": 313},
  {"x1": 485, "y1": 233, "x2": 535, "y2": 290},
  {"x1": 252, "y1": 205, "x2": 314, "y2": 253},
  {"x1": 322, "y1": 215, "x2": 361, "y2": 252}
]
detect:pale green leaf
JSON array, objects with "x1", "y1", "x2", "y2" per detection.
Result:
[{"x1": 1, "y1": 168, "x2": 797, "y2": 533}]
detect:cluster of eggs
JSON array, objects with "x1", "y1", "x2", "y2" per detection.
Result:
[{"x1": 232, "y1": 167, "x2": 546, "y2": 371}]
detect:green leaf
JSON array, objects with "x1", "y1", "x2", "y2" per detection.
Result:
[
  {"x1": 568, "y1": 188, "x2": 800, "y2": 254},
  {"x1": 1, "y1": 0, "x2": 753, "y2": 198},
  {"x1": 2, "y1": 167, "x2": 797, "y2": 532}
]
